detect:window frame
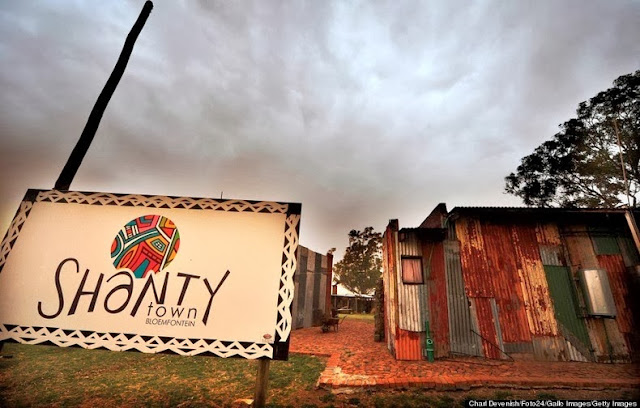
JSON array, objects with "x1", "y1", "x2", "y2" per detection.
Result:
[{"x1": 401, "y1": 256, "x2": 424, "y2": 285}]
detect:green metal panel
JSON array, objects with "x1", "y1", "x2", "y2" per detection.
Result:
[
  {"x1": 589, "y1": 227, "x2": 621, "y2": 255},
  {"x1": 543, "y1": 265, "x2": 591, "y2": 347}
]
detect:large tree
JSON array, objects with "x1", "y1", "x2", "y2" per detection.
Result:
[
  {"x1": 333, "y1": 227, "x2": 382, "y2": 296},
  {"x1": 505, "y1": 70, "x2": 640, "y2": 208}
]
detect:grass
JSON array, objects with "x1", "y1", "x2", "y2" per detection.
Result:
[
  {"x1": 339, "y1": 313, "x2": 374, "y2": 322},
  {"x1": 2, "y1": 342, "x2": 637, "y2": 407},
  {"x1": 0, "y1": 342, "x2": 325, "y2": 407}
]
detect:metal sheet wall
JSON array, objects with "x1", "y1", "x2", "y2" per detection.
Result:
[
  {"x1": 597, "y1": 254, "x2": 635, "y2": 351},
  {"x1": 481, "y1": 223, "x2": 532, "y2": 343},
  {"x1": 395, "y1": 328, "x2": 424, "y2": 360},
  {"x1": 562, "y1": 226, "x2": 630, "y2": 361},
  {"x1": 292, "y1": 246, "x2": 330, "y2": 329},
  {"x1": 397, "y1": 231, "x2": 429, "y2": 332},
  {"x1": 536, "y1": 222, "x2": 563, "y2": 246},
  {"x1": 455, "y1": 219, "x2": 556, "y2": 348},
  {"x1": 456, "y1": 218, "x2": 494, "y2": 298},
  {"x1": 510, "y1": 224, "x2": 559, "y2": 336},
  {"x1": 424, "y1": 240, "x2": 450, "y2": 357},
  {"x1": 618, "y1": 235, "x2": 640, "y2": 267},
  {"x1": 382, "y1": 224, "x2": 398, "y2": 354},
  {"x1": 445, "y1": 240, "x2": 483, "y2": 357},
  {"x1": 543, "y1": 265, "x2": 591, "y2": 348},
  {"x1": 471, "y1": 297, "x2": 502, "y2": 359}
]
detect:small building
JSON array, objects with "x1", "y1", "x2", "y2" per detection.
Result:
[
  {"x1": 382, "y1": 204, "x2": 640, "y2": 362},
  {"x1": 331, "y1": 283, "x2": 374, "y2": 314},
  {"x1": 291, "y1": 246, "x2": 333, "y2": 329}
]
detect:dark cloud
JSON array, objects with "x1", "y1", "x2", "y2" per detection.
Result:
[{"x1": 1, "y1": 0, "x2": 639, "y2": 259}]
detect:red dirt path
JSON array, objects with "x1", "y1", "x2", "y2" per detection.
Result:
[{"x1": 289, "y1": 319, "x2": 640, "y2": 390}]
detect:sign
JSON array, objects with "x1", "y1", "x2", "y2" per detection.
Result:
[{"x1": 0, "y1": 189, "x2": 300, "y2": 360}]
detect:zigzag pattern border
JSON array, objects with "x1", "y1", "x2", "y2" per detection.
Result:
[
  {"x1": 276, "y1": 214, "x2": 300, "y2": 342},
  {"x1": 0, "y1": 201, "x2": 33, "y2": 274},
  {"x1": 0, "y1": 325, "x2": 273, "y2": 358},
  {"x1": 0, "y1": 189, "x2": 300, "y2": 359},
  {"x1": 36, "y1": 190, "x2": 288, "y2": 213}
]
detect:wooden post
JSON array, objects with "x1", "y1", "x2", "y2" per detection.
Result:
[
  {"x1": 54, "y1": 1, "x2": 154, "y2": 191},
  {"x1": 253, "y1": 359, "x2": 271, "y2": 408},
  {"x1": 625, "y1": 210, "x2": 640, "y2": 255}
]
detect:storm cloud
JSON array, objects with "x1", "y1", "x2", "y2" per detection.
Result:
[{"x1": 1, "y1": 0, "x2": 639, "y2": 258}]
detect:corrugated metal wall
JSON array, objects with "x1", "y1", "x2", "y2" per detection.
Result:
[
  {"x1": 445, "y1": 239, "x2": 483, "y2": 357},
  {"x1": 455, "y1": 218, "x2": 558, "y2": 359},
  {"x1": 384, "y1": 211, "x2": 638, "y2": 363},
  {"x1": 510, "y1": 224, "x2": 559, "y2": 337},
  {"x1": 382, "y1": 222, "x2": 398, "y2": 355},
  {"x1": 291, "y1": 246, "x2": 330, "y2": 329},
  {"x1": 597, "y1": 254, "x2": 634, "y2": 354},
  {"x1": 397, "y1": 231, "x2": 429, "y2": 332},
  {"x1": 482, "y1": 223, "x2": 532, "y2": 343},
  {"x1": 561, "y1": 225, "x2": 630, "y2": 361},
  {"x1": 395, "y1": 328, "x2": 423, "y2": 360},
  {"x1": 424, "y1": 240, "x2": 450, "y2": 357},
  {"x1": 543, "y1": 265, "x2": 591, "y2": 350}
]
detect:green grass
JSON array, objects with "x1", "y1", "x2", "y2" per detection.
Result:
[
  {"x1": 339, "y1": 313, "x2": 374, "y2": 322},
  {"x1": 0, "y1": 342, "x2": 325, "y2": 407},
  {"x1": 2, "y1": 342, "x2": 637, "y2": 407}
]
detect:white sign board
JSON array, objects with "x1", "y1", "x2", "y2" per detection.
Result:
[{"x1": 0, "y1": 190, "x2": 300, "y2": 360}]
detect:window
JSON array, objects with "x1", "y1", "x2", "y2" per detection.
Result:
[{"x1": 401, "y1": 257, "x2": 423, "y2": 284}]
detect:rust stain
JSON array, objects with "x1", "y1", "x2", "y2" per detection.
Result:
[
  {"x1": 473, "y1": 297, "x2": 502, "y2": 359},
  {"x1": 382, "y1": 224, "x2": 398, "y2": 355},
  {"x1": 455, "y1": 218, "x2": 493, "y2": 298},
  {"x1": 597, "y1": 254, "x2": 635, "y2": 352},
  {"x1": 536, "y1": 222, "x2": 562, "y2": 245},
  {"x1": 562, "y1": 225, "x2": 599, "y2": 268},
  {"x1": 395, "y1": 328, "x2": 423, "y2": 360},
  {"x1": 424, "y1": 240, "x2": 450, "y2": 357},
  {"x1": 481, "y1": 222, "x2": 531, "y2": 343},
  {"x1": 511, "y1": 224, "x2": 558, "y2": 336}
]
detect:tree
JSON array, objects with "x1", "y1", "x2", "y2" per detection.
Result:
[
  {"x1": 505, "y1": 70, "x2": 640, "y2": 208},
  {"x1": 333, "y1": 227, "x2": 382, "y2": 296}
]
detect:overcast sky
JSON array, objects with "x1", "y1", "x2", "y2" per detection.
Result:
[{"x1": 1, "y1": 0, "x2": 639, "y2": 261}]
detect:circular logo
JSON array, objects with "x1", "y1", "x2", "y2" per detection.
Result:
[{"x1": 111, "y1": 215, "x2": 180, "y2": 278}]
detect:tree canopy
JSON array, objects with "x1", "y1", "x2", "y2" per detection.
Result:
[
  {"x1": 505, "y1": 70, "x2": 640, "y2": 208},
  {"x1": 333, "y1": 227, "x2": 382, "y2": 296}
]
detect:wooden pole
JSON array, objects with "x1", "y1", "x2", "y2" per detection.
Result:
[
  {"x1": 54, "y1": 1, "x2": 154, "y2": 191},
  {"x1": 612, "y1": 118, "x2": 631, "y2": 207},
  {"x1": 253, "y1": 359, "x2": 271, "y2": 408},
  {"x1": 625, "y1": 210, "x2": 640, "y2": 255}
]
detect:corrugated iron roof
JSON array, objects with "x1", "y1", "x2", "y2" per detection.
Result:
[{"x1": 451, "y1": 206, "x2": 636, "y2": 215}]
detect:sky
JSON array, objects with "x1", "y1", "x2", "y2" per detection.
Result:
[{"x1": 1, "y1": 0, "x2": 639, "y2": 261}]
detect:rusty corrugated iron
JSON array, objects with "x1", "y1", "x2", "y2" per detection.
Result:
[
  {"x1": 455, "y1": 218, "x2": 494, "y2": 298},
  {"x1": 482, "y1": 222, "x2": 532, "y2": 343},
  {"x1": 395, "y1": 328, "x2": 424, "y2": 360},
  {"x1": 470, "y1": 297, "x2": 502, "y2": 359},
  {"x1": 445, "y1": 239, "x2": 483, "y2": 357},
  {"x1": 382, "y1": 222, "x2": 398, "y2": 355},
  {"x1": 562, "y1": 224, "x2": 599, "y2": 268},
  {"x1": 397, "y1": 230, "x2": 429, "y2": 332},
  {"x1": 424, "y1": 240, "x2": 449, "y2": 358},
  {"x1": 535, "y1": 222, "x2": 562, "y2": 246},
  {"x1": 511, "y1": 223, "x2": 559, "y2": 336},
  {"x1": 597, "y1": 254, "x2": 634, "y2": 350},
  {"x1": 562, "y1": 227, "x2": 630, "y2": 361}
]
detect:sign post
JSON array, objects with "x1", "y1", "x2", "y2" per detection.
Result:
[
  {"x1": 54, "y1": 1, "x2": 154, "y2": 191},
  {"x1": 254, "y1": 359, "x2": 271, "y2": 407}
]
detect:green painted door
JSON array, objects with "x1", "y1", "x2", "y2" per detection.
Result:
[{"x1": 544, "y1": 265, "x2": 591, "y2": 348}]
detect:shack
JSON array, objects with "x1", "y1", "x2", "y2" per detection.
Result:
[
  {"x1": 331, "y1": 283, "x2": 374, "y2": 314},
  {"x1": 291, "y1": 246, "x2": 333, "y2": 329},
  {"x1": 382, "y1": 204, "x2": 640, "y2": 362}
]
